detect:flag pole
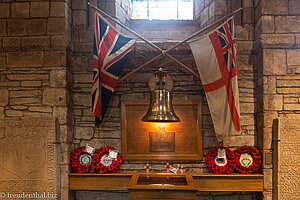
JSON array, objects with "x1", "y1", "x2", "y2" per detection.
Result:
[{"x1": 164, "y1": 8, "x2": 243, "y2": 54}]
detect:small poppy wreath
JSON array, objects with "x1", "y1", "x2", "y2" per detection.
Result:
[
  {"x1": 92, "y1": 146, "x2": 122, "y2": 173},
  {"x1": 205, "y1": 146, "x2": 237, "y2": 174},
  {"x1": 70, "y1": 146, "x2": 96, "y2": 173},
  {"x1": 234, "y1": 145, "x2": 262, "y2": 174}
]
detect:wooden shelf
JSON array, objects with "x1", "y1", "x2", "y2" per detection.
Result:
[{"x1": 69, "y1": 172, "x2": 263, "y2": 192}]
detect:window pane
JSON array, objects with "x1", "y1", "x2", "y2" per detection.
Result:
[
  {"x1": 132, "y1": 1, "x2": 148, "y2": 19},
  {"x1": 178, "y1": 0, "x2": 193, "y2": 20},
  {"x1": 132, "y1": 0, "x2": 193, "y2": 20}
]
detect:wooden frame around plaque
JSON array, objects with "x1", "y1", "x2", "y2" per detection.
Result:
[{"x1": 121, "y1": 99, "x2": 203, "y2": 161}]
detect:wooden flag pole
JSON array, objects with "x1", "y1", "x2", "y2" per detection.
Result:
[{"x1": 164, "y1": 7, "x2": 243, "y2": 54}]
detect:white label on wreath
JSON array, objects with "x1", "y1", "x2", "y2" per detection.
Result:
[
  {"x1": 109, "y1": 149, "x2": 118, "y2": 160},
  {"x1": 101, "y1": 154, "x2": 112, "y2": 166},
  {"x1": 217, "y1": 149, "x2": 226, "y2": 159},
  {"x1": 240, "y1": 153, "x2": 253, "y2": 167},
  {"x1": 84, "y1": 145, "x2": 95, "y2": 155},
  {"x1": 79, "y1": 154, "x2": 92, "y2": 165}
]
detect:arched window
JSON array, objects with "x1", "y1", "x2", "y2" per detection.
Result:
[{"x1": 132, "y1": 0, "x2": 193, "y2": 20}]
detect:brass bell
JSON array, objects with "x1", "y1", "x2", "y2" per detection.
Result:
[{"x1": 142, "y1": 68, "x2": 180, "y2": 122}]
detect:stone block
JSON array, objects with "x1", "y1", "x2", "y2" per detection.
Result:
[
  {"x1": 0, "y1": 52, "x2": 5, "y2": 69},
  {"x1": 73, "y1": 73, "x2": 91, "y2": 83},
  {"x1": 243, "y1": 7, "x2": 254, "y2": 24},
  {"x1": 236, "y1": 41, "x2": 253, "y2": 54},
  {"x1": 287, "y1": 50, "x2": 300, "y2": 66},
  {"x1": 79, "y1": 27, "x2": 93, "y2": 43},
  {"x1": 0, "y1": 3, "x2": 10, "y2": 18},
  {"x1": 289, "y1": 0, "x2": 300, "y2": 15},
  {"x1": 43, "y1": 88, "x2": 67, "y2": 106},
  {"x1": 0, "y1": 19, "x2": 6, "y2": 36},
  {"x1": 7, "y1": 73, "x2": 48, "y2": 81},
  {"x1": 10, "y1": 90, "x2": 40, "y2": 98},
  {"x1": 223, "y1": 135, "x2": 255, "y2": 147},
  {"x1": 21, "y1": 36, "x2": 51, "y2": 50},
  {"x1": 11, "y1": 2, "x2": 29, "y2": 18},
  {"x1": 263, "y1": 76, "x2": 276, "y2": 94},
  {"x1": 73, "y1": 93, "x2": 91, "y2": 106},
  {"x1": 7, "y1": 51, "x2": 43, "y2": 68},
  {"x1": 3, "y1": 37, "x2": 21, "y2": 51},
  {"x1": 260, "y1": 34, "x2": 295, "y2": 48},
  {"x1": 73, "y1": 10, "x2": 87, "y2": 26},
  {"x1": 21, "y1": 81, "x2": 42, "y2": 87},
  {"x1": 30, "y1": 2, "x2": 49, "y2": 18},
  {"x1": 28, "y1": 106, "x2": 52, "y2": 113},
  {"x1": 26, "y1": 19, "x2": 47, "y2": 36},
  {"x1": 263, "y1": 49, "x2": 286, "y2": 75},
  {"x1": 261, "y1": 0, "x2": 288, "y2": 15},
  {"x1": 50, "y1": 70, "x2": 66, "y2": 87},
  {"x1": 263, "y1": 95, "x2": 283, "y2": 111},
  {"x1": 72, "y1": 0, "x2": 87, "y2": 9},
  {"x1": 7, "y1": 19, "x2": 26, "y2": 36},
  {"x1": 74, "y1": 126, "x2": 93, "y2": 140},
  {"x1": 5, "y1": 110, "x2": 24, "y2": 117},
  {"x1": 50, "y1": 2, "x2": 66, "y2": 17},
  {"x1": 10, "y1": 97, "x2": 40, "y2": 105},
  {"x1": 47, "y1": 18, "x2": 66, "y2": 35},
  {"x1": 275, "y1": 16, "x2": 300, "y2": 33},
  {"x1": 53, "y1": 107, "x2": 68, "y2": 124},
  {"x1": 44, "y1": 51, "x2": 66, "y2": 67},
  {"x1": 51, "y1": 36, "x2": 68, "y2": 49},
  {"x1": 59, "y1": 125, "x2": 73, "y2": 143},
  {"x1": 0, "y1": 89, "x2": 8, "y2": 106},
  {"x1": 263, "y1": 128, "x2": 272, "y2": 149},
  {"x1": 0, "y1": 107, "x2": 4, "y2": 118},
  {"x1": 263, "y1": 169, "x2": 273, "y2": 190},
  {"x1": 277, "y1": 88, "x2": 300, "y2": 94},
  {"x1": 277, "y1": 79, "x2": 300, "y2": 88}
]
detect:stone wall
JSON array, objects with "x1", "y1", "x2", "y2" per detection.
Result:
[
  {"x1": 254, "y1": 0, "x2": 300, "y2": 199},
  {"x1": 0, "y1": 0, "x2": 73, "y2": 199}
]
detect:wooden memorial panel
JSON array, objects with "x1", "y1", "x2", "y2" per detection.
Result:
[{"x1": 121, "y1": 100, "x2": 202, "y2": 161}]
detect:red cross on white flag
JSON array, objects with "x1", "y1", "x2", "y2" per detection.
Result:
[{"x1": 189, "y1": 17, "x2": 241, "y2": 141}]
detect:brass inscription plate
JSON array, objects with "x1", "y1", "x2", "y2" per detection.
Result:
[{"x1": 149, "y1": 132, "x2": 175, "y2": 152}]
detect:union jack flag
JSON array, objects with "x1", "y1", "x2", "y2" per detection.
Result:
[
  {"x1": 92, "y1": 13, "x2": 136, "y2": 127},
  {"x1": 189, "y1": 17, "x2": 240, "y2": 141}
]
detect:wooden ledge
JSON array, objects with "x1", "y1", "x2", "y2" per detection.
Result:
[{"x1": 69, "y1": 172, "x2": 263, "y2": 192}]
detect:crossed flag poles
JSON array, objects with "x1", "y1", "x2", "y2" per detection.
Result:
[{"x1": 88, "y1": 2, "x2": 242, "y2": 82}]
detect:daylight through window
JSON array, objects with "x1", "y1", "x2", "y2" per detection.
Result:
[{"x1": 132, "y1": 0, "x2": 193, "y2": 20}]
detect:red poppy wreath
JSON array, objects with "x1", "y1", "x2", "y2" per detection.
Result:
[
  {"x1": 93, "y1": 146, "x2": 122, "y2": 173},
  {"x1": 234, "y1": 145, "x2": 262, "y2": 174},
  {"x1": 205, "y1": 146, "x2": 237, "y2": 174},
  {"x1": 70, "y1": 146, "x2": 97, "y2": 173}
]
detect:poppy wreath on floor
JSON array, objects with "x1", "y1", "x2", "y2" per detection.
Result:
[
  {"x1": 70, "y1": 146, "x2": 97, "y2": 173},
  {"x1": 93, "y1": 146, "x2": 122, "y2": 173},
  {"x1": 205, "y1": 146, "x2": 237, "y2": 174},
  {"x1": 234, "y1": 145, "x2": 262, "y2": 174}
]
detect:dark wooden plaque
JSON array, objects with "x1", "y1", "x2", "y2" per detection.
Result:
[
  {"x1": 149, "y1": 131, "x2": 175, "y2": 152},
  {"x1": 121, "y1": 99, "x2": 203, "y2": 161}
]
